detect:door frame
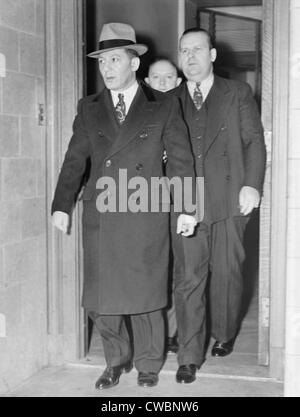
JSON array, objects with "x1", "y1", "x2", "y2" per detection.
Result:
[
  {"x1": 45, "y1": 0, "x2": 289, "y2": 381},
  {"x1": 45, "y1": 0, "x2": 85, "y2": 364},
  {"x1": 260, "y1": 0, "x2": 289, "y2": 379}
]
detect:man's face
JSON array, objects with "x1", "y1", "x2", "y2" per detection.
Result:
[
  {"x1": 145, "y1": 60, "x2": 181, "y2": 92},
  {"x1": 98, "y1": 49, "x2": 140, "y2": 91},
  {"x1": 179, "y1": 32, "x2": 216, "y2": 82}
]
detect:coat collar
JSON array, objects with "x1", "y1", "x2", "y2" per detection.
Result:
[
  {"x1": 105, "y1": 82, "x2": 160, "y2": 158},
  {"x1": 88, "y1": 82, "x2": 159, "y2": 156}
]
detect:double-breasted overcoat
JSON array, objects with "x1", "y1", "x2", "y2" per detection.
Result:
[{"x1": 52, "y1": 83, "x2": 196, "y2": 314}]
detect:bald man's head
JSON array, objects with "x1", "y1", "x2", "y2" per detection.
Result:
[{"x1": 145, "y1": 59, "x2": 182, "y2": 92}]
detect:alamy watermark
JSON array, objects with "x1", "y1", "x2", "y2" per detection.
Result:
[{"x1": 93, "y1": 169, "x2": 204, "y2": 220}]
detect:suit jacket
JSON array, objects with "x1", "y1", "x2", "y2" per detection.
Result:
[
  {"x1": 171, "y1": 75, "x2": 266, "y2": 223},
  {"x1": 51, "y1": 82, "x2": 196, "y2": 314}
]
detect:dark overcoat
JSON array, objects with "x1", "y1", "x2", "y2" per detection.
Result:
[
  {"x1": 172, "y1": 75, "x2": 266, "y2": 223},
  {"x1": 51, "y1": 82, "x2": 195, "y2": 314}
]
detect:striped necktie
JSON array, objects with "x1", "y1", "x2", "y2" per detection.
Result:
[{"x1": 193, "y1": 82, "x2": 203, "y2": 110}]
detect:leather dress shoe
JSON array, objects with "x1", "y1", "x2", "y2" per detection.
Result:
[
  {"x1": 95, "y1": 362, "x2": 132, "y2": 390},
  {"x1": 137, "y1": 372, "x2": 159, "y2": 387},
  {"x1": 167, "y1": 336, "x2": 179, "y2": 354},
  {"x1": 176, "y1": 364, "x2": 197, "y2": 384},
  {"x1": 211, "y1": 339, "x2": 235, "y2": 357}
]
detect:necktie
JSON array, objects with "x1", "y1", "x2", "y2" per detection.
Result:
[
  {"x1": 115, "y1": 93, "x2": 126, "y2": 124},
  {"x1": 193, "y1": 82, "x2": 203, "y2": 110}
]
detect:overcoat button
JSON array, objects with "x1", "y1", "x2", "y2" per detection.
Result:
[
  {"x1": 139, "y1": 132, "x2": 148, "y2": 139},
  {"x1": 98, "y1": 130, "x2": 104, "y2": 136},
  {"x1": 221, "y1": 126, "x2": 227, "y2": 131},
  {"x1": 106, "y1": 160, "x2": 112, "y2": 167}
]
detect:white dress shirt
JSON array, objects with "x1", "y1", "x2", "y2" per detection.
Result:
[
  {"x1": 110, "y1": 81, "x2": 139, "y2": 115},
  {"x1": 187, "y1": 72, "x2": 214, "y2": 103}
]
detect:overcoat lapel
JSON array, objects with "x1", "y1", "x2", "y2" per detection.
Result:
[
  {"x1": 204, "y1": 75, "x2": 233, "y2": 155},
  {"x1": 87, "y1": 88, "x2": 119, "y2": 142},
  {"x1": 106, "y1": 84, "x2": 159, "y2": 158}
]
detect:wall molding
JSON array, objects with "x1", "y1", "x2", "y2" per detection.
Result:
[
  {"x1": 45, "y1": 0, "x2": 84, "y2": 364},
  {"x1": 269, "y1": 0, "x2": 290, "y2": 380},
  {"x1": 258, "y1": 0, "x2": 273, "y2": 367}
]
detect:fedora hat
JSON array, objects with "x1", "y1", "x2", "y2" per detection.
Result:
[{"x1": 88, "y1": 22, "x2": 148, "y2": 58}]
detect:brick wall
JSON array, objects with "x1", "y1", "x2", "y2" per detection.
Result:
[
  {"x1": 285, "y1": 0, "x2": 300, "y2": 397},
  {"x1": 0, "y1": 0, "x2": 48, "y2": 393}
]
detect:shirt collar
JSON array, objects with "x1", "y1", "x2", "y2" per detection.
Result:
[
  {"x1": 110, "y1": 81, "x2": 139, "y2": 113},
  {"x1": 187, "y1": 72, "x2": 214, "y2": 101}
]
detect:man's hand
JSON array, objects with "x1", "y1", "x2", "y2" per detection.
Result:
[
  {"x1": 239, "y1": 186, "x2": 260, "y2": 216},
  {"x1": 176, "y1": 214, "x2": 197, "y2": 237},
  {"x1": 52, "y1": 211, "x2": 69, "y2": 234}
]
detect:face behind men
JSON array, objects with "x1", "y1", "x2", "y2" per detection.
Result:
[
  {"x1": 179, "y1": 32, "x2": 217, "y2": 82},
  {"x1": 146, "y1": 60, "x2": 181, "y2": 92},
  {"x1": 98, "y1": 48, "x2": 140, "y2": 91}
]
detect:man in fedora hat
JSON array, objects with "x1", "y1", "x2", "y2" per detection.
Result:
[{"x1": 51, "y1": 22, "x2": 197, "y2": 389}]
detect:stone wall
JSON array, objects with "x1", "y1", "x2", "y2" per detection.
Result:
[{"x1": 0, "y1": 0, "x2": 48, "y2": 393}]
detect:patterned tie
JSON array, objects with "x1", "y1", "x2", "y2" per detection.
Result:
[
  {"x1": 193, "y1": 82, "x2": 203, "y2": 110},
  {"x1": 115, "y1": 93, "x2": 126, "y2": 124}
]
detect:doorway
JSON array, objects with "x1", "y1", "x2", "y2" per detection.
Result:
[
  {"x1": 74, "y1": 0, "x2": 281, "y2": 380},
  {"x1": 197, "y1": 4, "x2": 264, "y2": 375}
]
